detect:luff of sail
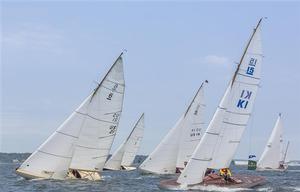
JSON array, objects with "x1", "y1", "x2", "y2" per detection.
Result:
[
  {"x1": 177, "y1": 19, "x2": 263, "y2": 185},
  {"x1": 176, "y1": 81, "x2": 206, "y2": 171},
  {"x1": 16, "y1": 53, "x2": 125, "y2": 180},
  {"x1": 104, "y1": 113, "x2": 145, "y2": 170},
  {"x1": 69, "y1": 53, "x2": 125, "y2": 173},
  {"x1": 257, "y1": 114, "x2": 284, "y2": 169},
  {"x1": 139, "y1": 81, "x2": 206, "y2": 174},
  {"x1": 121, "y1": 113, "x2": 145, "y2": 168}
]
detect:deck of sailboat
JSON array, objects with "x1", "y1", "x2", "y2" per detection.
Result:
[{"x1": 159, "y1": 173, "x2": 266, "y2": 190}]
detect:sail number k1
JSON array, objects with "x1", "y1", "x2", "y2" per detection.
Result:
[{"x1": 237, "y1": 90, "x2": 252, "y2": 109}]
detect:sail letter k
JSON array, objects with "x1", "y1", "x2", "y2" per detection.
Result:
[
  {"x1": 237, "y1": 99, "x2": 245, "y2": 108},
  {"x1": 244, "y1": 91, "x2": 252, "y2": 99}
]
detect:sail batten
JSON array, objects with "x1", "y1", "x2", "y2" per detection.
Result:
[
  {"x1": 177, "y1": 20, "x2": 263, "y2": 185},
  {"x1": 16, "y1": 53, "x2": 125, "y2": 179}
]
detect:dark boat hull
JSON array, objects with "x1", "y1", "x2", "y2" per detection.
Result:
[{"x1": 159, "y1": 174, "x2": 266, "y2": 190}]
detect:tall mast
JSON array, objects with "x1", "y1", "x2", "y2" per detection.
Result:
[{"x1": 231, "y1": 18, "x2": 263, "y2": 86}]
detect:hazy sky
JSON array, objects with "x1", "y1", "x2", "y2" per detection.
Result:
[{"x1": 1, "y1": 1, "x2": 300, "y2": 160}]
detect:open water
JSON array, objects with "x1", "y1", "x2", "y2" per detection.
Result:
[{"x1": 1, "y1": 153, "x2": 299, "y2": 192}]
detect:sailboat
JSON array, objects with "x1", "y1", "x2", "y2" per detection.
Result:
[
  {"x1": 257, "y1": 113, "x2": 289, "y2": 171},
  {"x1": 160, "y1": 19, "x2": 266, "y2": 190},
  {"x1": 139, "y1": 81, "x2": 207, "y2": 174},
  {"x1": 16, "y1": 53, "x2": 125, "y2": 180},
  {"x1": 104, "y1": 113, "x2": 145, "y2": 171}
]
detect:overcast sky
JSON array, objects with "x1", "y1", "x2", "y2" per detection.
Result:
[{"x1": 1, "y1": 1, "x2": 300, "y2": 160}]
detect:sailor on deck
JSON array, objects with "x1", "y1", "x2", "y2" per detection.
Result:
[{"x1": 220, "y1": 168, "x2": 232, "y2": 183}]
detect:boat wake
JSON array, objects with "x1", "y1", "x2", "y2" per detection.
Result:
[
  {"x1": 285, "y1": 187, "x2": 300, "y2": 191},
  {"x1": 287, "y1": 170, "x2": 300, "y2": 173},
  {"x1": 256, "y1": 187, "x2": 273, "y2": 192},
  {"x1": 101, "y1": 175, "x2": 112, "y2": 179},
  {"x1": 30, "y1": 178, "x2": 47, "y2": 181},
  {"x1": 170, "y1": 184, "x2": 251, "y2": 192}
]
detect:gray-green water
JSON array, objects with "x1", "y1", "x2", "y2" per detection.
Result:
[{"x1": 1, "y1": 153, "x2": 299, "y2": 191}]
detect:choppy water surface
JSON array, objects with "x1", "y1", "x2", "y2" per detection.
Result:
[{"x1": 1, "y1": 154, "x2": 299, "y2": 192}]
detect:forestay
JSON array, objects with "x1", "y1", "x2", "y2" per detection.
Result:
[
  {"x1": 104, "y1": 113, "x2": 145, "y2": 170},
  {"x1": 177, "y1": 19, "x2": 263, "y2": 185},
  {"x1": 16, "y1": 54, "x2": 125, "y2": 179},
  {"x1": 139, "y1": 81, "x2": 206, "y2": 174},
  {"x1": 257, "y1": 114, "x2": 283, "y2": 169}
]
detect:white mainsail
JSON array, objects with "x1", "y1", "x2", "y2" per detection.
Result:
[
  {"x1": 176, "y1": 82, "x2": 206, "y2": 170},
  {"x1": 16, "y1": 53, "x2": 125, "y2": 179},
  {"x1": 104, "y1": 113, "x2": 145, "y2": 170},
  {"x1": 139, "y1": 81, "x2": 206, "y2": 174},
  {"x1": 257, "y1": 114, "x2": 284, "y2": 169},
  {"x1": 177, "y1": 19, "x2": 263, "y2": 185},
  {"x1": 121, "y1": 114, "x2": 145, "y2": 167},
  {"x1": 139, "y1": 115, "x2": 184, "y2": 174}
]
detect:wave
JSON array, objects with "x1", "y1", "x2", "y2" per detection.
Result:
[
  {"x1": 285, "y1": 187, "x2": 300, "y2": 191},
  {"x1": 256, "y1": 187, "x2": 273, "y2": 192},
  {"x1": 288, "y1": 170, "x2": 300, "y2": 173},
  {"x1": 174, "y1": 184, "x2": 251, "y2": 192}
]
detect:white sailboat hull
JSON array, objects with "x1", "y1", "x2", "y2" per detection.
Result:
[{"x1": 16, "y1": 168, "x2": 52, "y2": 180}]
